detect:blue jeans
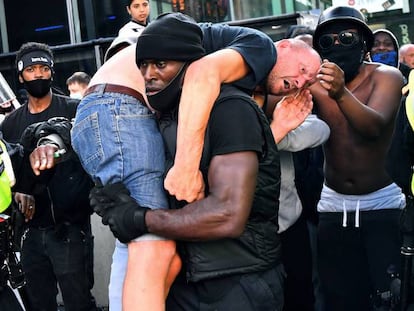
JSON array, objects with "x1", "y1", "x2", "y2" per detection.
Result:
[
  {"x1": 71, "y1": 90, "x2": 168, "y2": 311},
  {"x1": 108, "y1": 240, "x2": 128, "y2": 311},
  {"x1": 21, "y1": 224, "x2": 95, "y2": 311},
  {"x1": 71, "y1": 91, "x2": 167, "y2": 209}
]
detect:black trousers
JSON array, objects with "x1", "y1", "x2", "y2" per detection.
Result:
[
  {"x1": 166, "y1": 264, "x2": 285, "y2": 311},
  {"x1": 0, "y1": 285, "x2": 24, "y2": 311},
  {"x1": 318, "y1": 209, "x2": 401, "y2": 311},
  {"x1": 21, "y1": 224, "x2": 96, "y2": 311},
  {"x1": 280, "y1": 215, "x2": 315, "y2": 311}
]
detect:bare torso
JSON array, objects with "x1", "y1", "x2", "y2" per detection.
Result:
[
  {"x1": 311, "y1": 62, "x2": 403, "y2": 194},
  {"x1": 89, "y1": 44, "x2": 148, "y2": 106}
]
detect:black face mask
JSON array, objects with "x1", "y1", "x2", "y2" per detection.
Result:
[
  {"x1": 147, "y1": 65, "x2": 187, "y2": 114},
  {"x1": 23, "y1": 78, "x2": 51, "y2": 98},
  {"x1": 320, "y1": 42, "x2": 365, "y2": 83}
]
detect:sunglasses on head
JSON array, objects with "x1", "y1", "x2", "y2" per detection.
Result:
[{"x1": 318, "y1": 31, "x2": 360, "y2": 50}]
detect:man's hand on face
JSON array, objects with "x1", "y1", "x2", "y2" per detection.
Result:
[
  {"x1": 271, "y1": 88, "x2": 313, "y2": 143},
  {"x1": 89, "y1": 182, "x2": 150, "y2": 243}
]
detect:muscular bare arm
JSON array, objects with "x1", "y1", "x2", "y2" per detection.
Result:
[
  {"x1": 316, "y1": 60, "x2": 403, "y2": 138},
  {"x1": 148, "y1": 151, "x2": 258, "y2": 240},
  {"x1": 164, "y1": 49, "x2": 250, "y2": 202}
]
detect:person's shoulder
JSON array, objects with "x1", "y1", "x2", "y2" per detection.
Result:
[
  {"x1": 53, "y1": 93, "x2": 80, "y2": 105},
  {"x1": 2, "y1": 104, "x2": 25, "y2": 124},
  {"x1": 213, "y1": 86, "x2": 259, "y2": 120},
  {"x1": 199, "y1": 22, "x2": 270, "y2": 40},
  {"x1": 51, "y1": 94, "x2": 79, "y2": 115},
  {"x1": 118, "y1": 21, "x2": 145, "y2": 36},
  {"x1": 366, "y1": 61, "x2": 402, "y2": 76},
  {"x1": 0, "y1": 105, "x2": 26, "y2": 138},
  {"x1": 216, "y1": 85, "x2": 255, "y2": 104},
  {"x1": 368, "y1": 61, "x2": 404, "y2": 83}
]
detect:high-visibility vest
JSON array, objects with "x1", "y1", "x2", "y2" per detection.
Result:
[{"x1": 0, "y1": 140, "x2": 15, "y2": 213}]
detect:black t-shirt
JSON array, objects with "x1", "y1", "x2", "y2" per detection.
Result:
[
  {"x1": 209, "y1": 96, "x2": 263, "y2": 157},
  {"x1": 0, "y1": 94, "x2": 78, "y2": 143},
  {"x1": 161, "y1": 91, "x2": 264, "y2": 210},
  {"x1": 199, "y1": 23, "x2": 277, "y2": 92}
]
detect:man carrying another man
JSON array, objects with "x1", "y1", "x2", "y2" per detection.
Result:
[{"x1": 88, "y1": 12, "x2": 321, "y2": 310}]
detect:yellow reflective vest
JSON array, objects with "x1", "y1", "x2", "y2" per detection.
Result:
[{"x1": 0, "y1": 140, "x2": 15, "y2": 213}]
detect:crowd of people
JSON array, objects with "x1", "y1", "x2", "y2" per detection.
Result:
[{"x1": 0, "y1": 4, "x2": 413, "y2": 311}]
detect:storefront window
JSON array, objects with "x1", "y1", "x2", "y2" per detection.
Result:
[
  {"x1": 153, "y1": 0, "x2": 273, "y2": 22},
  {"x1": 4, "y1": 0, "x2": 70, "y2": 52},
  {"x1": 77, "y1": 0, "x2": 128, "y2": 40},
  {"x1": 168, "y1": 0, "x2": 231, "y2": 22},
  {"x1": 231, "y1": 0, "x2": 272, "y2": 20}
]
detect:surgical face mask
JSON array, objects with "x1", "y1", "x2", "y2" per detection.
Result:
[
  {"x1": 23, "y1": 78, "x2": 51, "y2": 98},
  {"x1": 371, "y1": 51, "x2": 398, "y2": 68},
  {"x1": 319, "y1": 42, "x2": 365, "y2": 83},
  {"x1": 70, "y1": 92, "x2": 83, "y2": 100},
  {"x1": 147, "y1": 65, "x2": 187, "y2": 114}
]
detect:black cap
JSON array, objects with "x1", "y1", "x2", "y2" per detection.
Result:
[{"x1": 136, "y1": 12, "x2": 205, "y2": 66}]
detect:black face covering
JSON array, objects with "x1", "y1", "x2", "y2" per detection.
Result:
[
  {"x1": 147, "y1": 65, "x2": 187, "y2": 113},
  {"x1": 317, "y1": 21, "x2": 367, "y2": 83},
  {"x1": 23, "y1": 78, "x2": 51, "y2": 98},
  {"x1": 320, "y1": 42, "x2": 365, "y2": 83}
]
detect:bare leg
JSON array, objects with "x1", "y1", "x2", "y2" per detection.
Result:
[
  {"x1": 123, "y1": 239, "x2": 181, "y2": 311},
  {"x1": 165, "y1": 251, "x2": 182, "y2": 298}
]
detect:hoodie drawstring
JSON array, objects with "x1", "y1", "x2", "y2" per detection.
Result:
[
  {"x1": 342, "y1": 200, "x2": 347, "y2": 227},
  {"x1": 355, "y1": 200, "x2": 360, "y2": 228},
  {"x1": 342, "y1": 199, "x2": 361, "y2": 228}
]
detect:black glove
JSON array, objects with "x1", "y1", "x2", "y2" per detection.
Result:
[
  {"x1": 89, "y1": 182, "x2": 150, "y2": 243},
  {"x1": 20, "y1": 117, "x2": 72, "y2": 152}
]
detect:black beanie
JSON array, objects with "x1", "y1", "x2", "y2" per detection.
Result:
[{"x1": 136, "y1": 12, "x2": 205, "y2": 66}]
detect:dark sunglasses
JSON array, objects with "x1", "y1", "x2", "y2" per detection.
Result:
[{"x1": 318, "y1": 31, "x2": 360, "y2": 50}]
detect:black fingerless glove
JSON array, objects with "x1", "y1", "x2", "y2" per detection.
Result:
[
  {"x1": 20, "y1": 117, "x2": 72, "y2": 152},
  {"x1": 90, "y1": 182, "x2": 150, "y2": 243}
]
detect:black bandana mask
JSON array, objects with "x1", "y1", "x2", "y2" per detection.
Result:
[
  {"x1": 23, "y1": 78, "x2": 51, "y2": 98},
  {"x1": 147, "y1": 65, "x2": 187, "y2": 114},
  {"x1": 320, "y1": 42, "x2": 365, "y2": 83}
]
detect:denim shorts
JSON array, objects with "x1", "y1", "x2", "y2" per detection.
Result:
[{"x1": 71, "y1": 91, "x2": 167, "y2": 210}]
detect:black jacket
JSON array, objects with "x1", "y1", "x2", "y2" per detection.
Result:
[{"x1": 0, "y1": 93, "x2": 93, "y2": 227}]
